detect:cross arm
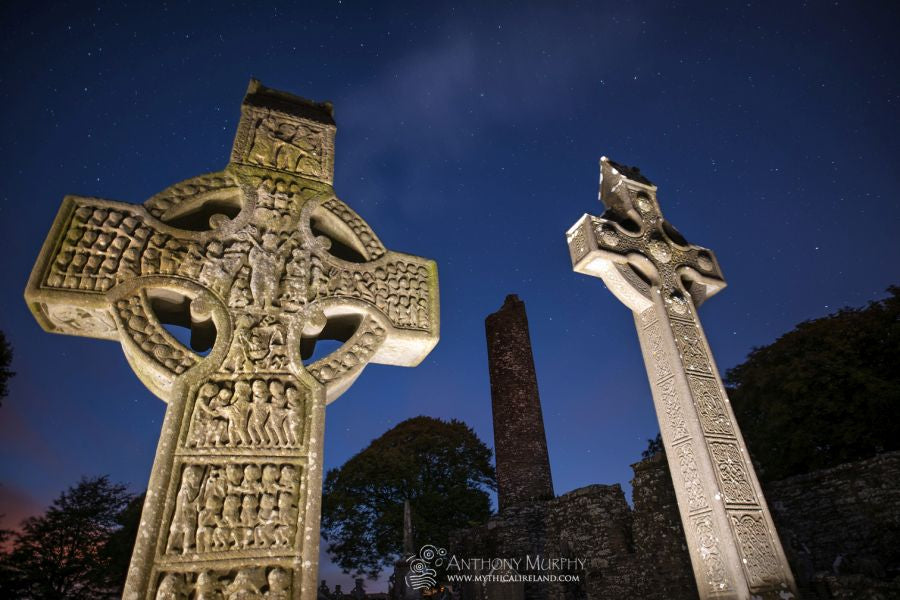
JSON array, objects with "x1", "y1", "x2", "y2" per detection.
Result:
[
  {"x1": 303, "y1": 249, "x2": 439, "y2": 402},
  {"x1": 25, "y1": 195, "x2": 152, "y2": 340},
  {"x1": 285, "y1": 194, "x2": 439, "y2": 402},
  {"x1": 566, "y1": 213, "x2": 658, "y2": 312},
  {"x1": 24, "y1": 193, "x2": 232, "y2": 400}
]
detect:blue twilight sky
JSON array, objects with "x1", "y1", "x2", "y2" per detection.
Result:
[{"x1": 1, "y1": 0, "x2": 898, "y2": 590}]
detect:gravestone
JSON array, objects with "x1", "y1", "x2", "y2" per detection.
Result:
[
  {"x1": 565, "y1": 157, "x2": 796, "y2": 599},
  {"x1": 24, "y1": 80, "x2": 439, "y2": 600}
]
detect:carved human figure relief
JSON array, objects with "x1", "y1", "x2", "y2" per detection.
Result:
[
  {"x1": 25, "y1": 80, "x2": 439, "y2": 600},
  {"x1": 566, "y1": 157, "x2": 796, "y2": 599}
]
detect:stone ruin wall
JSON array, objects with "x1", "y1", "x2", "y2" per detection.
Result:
[
  {"x1": 451, "y1": 451, "x2": 900, "y2": 600},
  {"x1": 767, "y1": 451, "x2": 900, "y2": 598}
]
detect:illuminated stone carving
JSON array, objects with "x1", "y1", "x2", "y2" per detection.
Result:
[
  {"x1": 25, "y1": 80, "x2": 439, "y2": 600},
  {"x1": 565, "y1": 157, "x2": 796, "y2": 599}
]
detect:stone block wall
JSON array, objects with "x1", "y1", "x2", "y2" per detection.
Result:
[
  {"x1": 766, "y1": 451, "x2": 900, "y2": 598},
  {"x1": 630, "y1": 454, "x2": 698, "y2": 600},
  {"x1": 450, "y1": 452, "x2": 900, "y2": 600},
  {"x1": 450, "y1": 484, "x2": 638, "y2": 600}
]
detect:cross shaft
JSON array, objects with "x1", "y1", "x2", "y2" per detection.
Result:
[
  {"x1": 25, "y1": 80, "x2": 439, "y2": 600},
  {"x1": 566, "y1": 157, "x2": 797, "y2": 599}
]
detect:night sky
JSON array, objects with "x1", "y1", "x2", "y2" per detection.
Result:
[{"x1": 1, "y1": 1, "x2": 898, "y2": 590}]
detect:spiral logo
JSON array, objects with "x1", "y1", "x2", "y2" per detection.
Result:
[
  {"x1": 408, "y1": 558, "x2": 429, "y2": 574},
  {"x1": 405, "y1": 544, "x2": 447, "y2": 590},
  {"x1": 418, "y1": 544, "x2": 447, "y2": 566}
]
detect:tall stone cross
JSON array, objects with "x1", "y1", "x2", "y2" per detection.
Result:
[
  {"x1": 565, "y1": 157, "x2": 797, "y2": 599},
  {"x1": 24, "y1": 80, "x2": 439, "y2": 600}
]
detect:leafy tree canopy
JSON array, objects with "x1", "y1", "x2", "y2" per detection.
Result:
[
  {"x1": 321, "y1": 416, "x2": 496, "y2": 579},
  {"x1": 726, "y1": 286, "x2": 900, "y2": 481},
  {"x1": 0, "y1": 476, "x2": 137, "y2": 599}
]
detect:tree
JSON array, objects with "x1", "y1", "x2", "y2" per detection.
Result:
[
  {"x1": 100, "y1": 493, "x2": 144, "y2": 594},
  {"x1": 321, "y1": 416, "x2": 496, "y2": 578},
  {"x1": 0, "y1": 330, "x2": 13, "y2": 406},
  {"x1": 641, "y1": 433, "x2": 663, "y2": 459},
  {"x1": 0, "y1": 476, "x2": 135, "y2": 599},
  {"x1": 726, "y1": 286, "x2": 900, "y2": 481}
]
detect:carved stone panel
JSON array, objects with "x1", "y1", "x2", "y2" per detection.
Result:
[
  {"x1": 658, "y1": 377, "x2": 689, "y2": 442},
  {"x1": 222, "y1": 315, "x2": 292, "y2": 374},
  {"x1": 644, "y1": 319, "x2": 674, "y2": 382},
  {"x1": 236, "y1": 106, "x2": 334, "y2": 183},
  {"x1": 708, "y1": 441, "x2": 757, "y2": 505},
  {"x1": 692, "y1": 513, "x2": 730, "y2": 594},
  {"x1": 638, "y1": 306, "x2": 658, "y2": 329},
  {"x1": 185, "y1": 378, "x2": 307, "y2": 452},
  {"x1": 674, "y1": 441, "x2": 708, "y2": 512},
  {"x1": 324, "y1": 260, "x2": 432, "y2": 331},
  {"x1": 42, "y1": 304, "x2": 117, "y2": 338},
  {"x1": 671, "y1": 320, "x2": 712, "y2": 375},
  {"x1": 729, "y1": 511, "x2": 784, "y2": 591},
  {"x1": 44, "y1": 203, "x2": 152, "y2": 293},
  {"x1": 163, "y1": 460, "x2": 302, "y2": 558},
  {"x1": 152, "y1": 565, "x2": 293, "y2": 600},
  {"x1": 567, "y1": 223, "x2": 587, "y2": 263},
  {"x1": 686, "y1": 375, "x2": 734, "y2": 437}
]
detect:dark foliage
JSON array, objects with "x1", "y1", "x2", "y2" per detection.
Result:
[
  {"x1": 101, "y1": 493, "x2": 144, "y2": 594},
  {"x1": 0, "y1": 330, "x2": 13, "y2": 406},
  {"x1": 0, "y1": 476, "x2": 136, "y2": 599},
  {"x1": 726, "y1": 286, "x2": 900, "y2": 481},
  {"x1": 642, "y1": 433, "x2": 663, "y2": 459},
  {"x1": 321, "y1": 416, "x2": 496, "y2": 578}
]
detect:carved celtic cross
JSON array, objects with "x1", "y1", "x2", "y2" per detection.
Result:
[
  {"x1": 566, "y1": 158, "x2": 797, "y2": 599},
  {"x1": 25, "y1": 80, "x2": 439, "y2": 600}
]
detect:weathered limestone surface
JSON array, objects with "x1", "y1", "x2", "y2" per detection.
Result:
[
  {"x1": 24, "y1": 80, "x2": 439, "y2": 600},
  {"x1": 565, "y1": 157, "x2": 797, "y2": 598},
  {"x1": 485, "y1": 295, "x2": 554, "y2": 511}
]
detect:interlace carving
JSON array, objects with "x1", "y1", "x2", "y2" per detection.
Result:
[
  {"x1": 45, "y1": 204, "x2": 152, "y2": 292},
  {"x1": 693, "y1": 513, "x2": 729, "y2": 593},
  {"x1": 675, "y1": 442, "x2": 708, "y2": 511},
  {"x1": 672, "y1": 319, "x2": 712, "y2": 374},
  {"x1": 658, "y1": 378, "x2": 688, "y2": 441},
  {"x1": 730, "y1": 512, "x2": 783, "y2": 589},
  {"x1": 687, "y1": 375, "x2": 734, "y2": 436},
  {"x1": 645, "y1": 320, "x2": 673, "y2": 382},
  {"x1": 709, "y1": 441, "x2": 757, "y2": 505}
]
